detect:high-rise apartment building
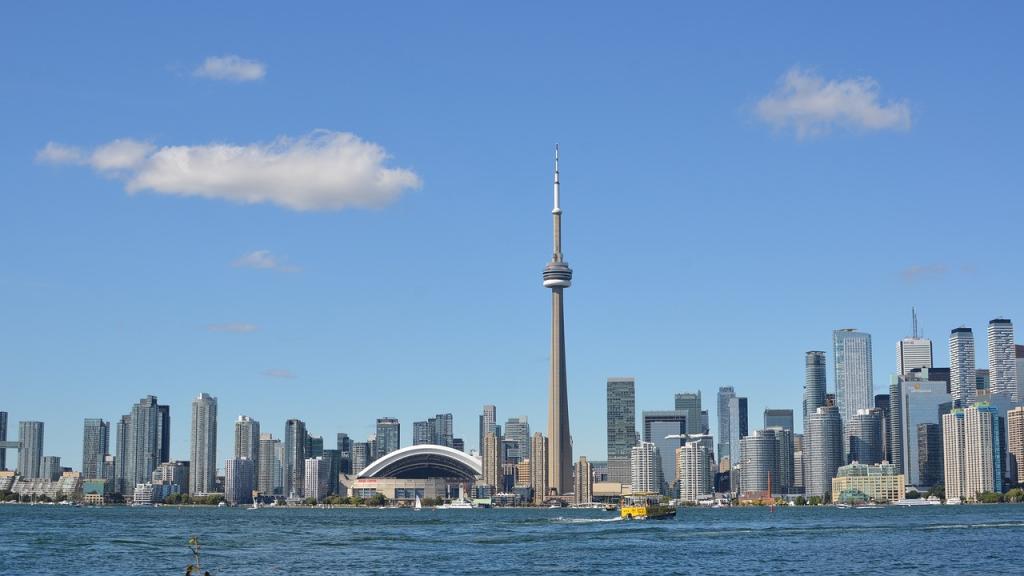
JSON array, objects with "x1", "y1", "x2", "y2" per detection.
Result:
[
  {"x1": 806, "y1": 406, "x2": 843, "y2": 499},
  {"x1": 987, "y1": 319, "x2": 1018, "y2": 400},
  {"x1": 630, "y1": 441, "x2": 660, "y2": 495},
  {"x1": 257, "y1": 433, "x2": 280, "y2": 495},
  {"x1": 82, "y1": 418, "x2": 109, "y2": 479},
  {"x1": 503, "y1": 416, "x2": 530, "y2": 462},
  {"x1": 303, "y1": 457, "x2": 330, "y2": 502},
  {"x1": 846, "y1": 408, "x2": 883, "y2": 465},
  {"x1": 674, "y1": 392, "x2": 702, "y2": 435},
  {"x1": 1017, "y1": 345, "x2": 1024, "y2": 402},
  {"x1": 152, "y1": 460, "x2": 189, "y2": 493},
  {"x1": 1007, "y1": 407, "x2": 1024, "y2": 485},
  {"x1": 117, "y1": 396, "x2": 164, "y2": 493},
  {"x1": 574, "y1": 456, "x2": 593, "y2": 505},
  {"x1": 917, "y1": 423, "x2": 943, "y2": 488},
  {"x1": 728, "y1": 397, "x2": 749, "y2": 474},
  {"x1": 739, "y1": 431, "x2": 777, "y2": 497},
  {"x1": 764, "y1": 409, "x2": 794, "y2": 431},
  {"x1": 17, "y1": 421, "x2": 44, "y2": 478},
  {"x1": 942, "y1": 410, "x2": 965, "y2": 502},
  {"x1": 284, "y1": 419, "x2": 307, "y2": 497},
  {"x1": 0, "y1": 411, "x2": 6, "y2": 471},
  {"x1": 607, "y1": 378, "x2": 637, "y2": 485},
  {"x1": 189, "y1": 393, "x2": 218, "y2": 495},
  {"x1": 676, "y1": 441, "x2": 713, "y2": 503},
  {"x1": 351, "y1": 441, "x2": 370, "y2": 476},
  {"x1": 834, "y1": 329, "x2": 874, "y2": 429},
  {"x1": 157, "y1": 404, "x2": 171, "y2": 465},
  {"x1": 479, "y1": 405, "x2": 497, "y2": 454},
  {"x1": 949, "y1": 327, "x2": 976, "y2": 407},
  {"x1": 40, "y1": 456, "x2": 61, "y2": 481},
  {"x1": 375, "y1": 418, "x2": 400, "y2": 457},
  {"x1": 530, "y1": 432, "x2": 548, "y2": 504},
  {"x1": 234, "y1": 416, "x2": 260, "y2": 464},
  {"x1": 716, "y1": 386, "x2": 736, "y2": 467},
  {"x1": 803, "y1": 351, "x2": 827, "y2": 424},
  {"x1": 412, "y1": 421, "x2": 431, "y2": 445},
  {"x1": 482, "y1": 431, "x2": 502, "y2": 488},
  {"x1": 225, "y1": 458, "x2": 256, "y2": 506},
  {"x1": 964, "y1": 404, "x2": 1002, "y2": 498}
]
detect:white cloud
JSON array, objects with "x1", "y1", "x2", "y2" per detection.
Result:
[
  {"x1": 36, "y1": 142, "x2": 84, "y2": 164},
  {"x1": 207, "y1": 322, "x2": 258, "y2": 333},
  {"x1": 232, "y1": 250, "x2": 299, "y2": 272},
  {"x1": 36, "y1": 130, "x2": 421, "y2": 211},
  {"x1": 194, "y1": 55, "x2": 266, "y2": 82},
  {"x1": 756, "y1": 68, "x2": 911, "y2": 138}
]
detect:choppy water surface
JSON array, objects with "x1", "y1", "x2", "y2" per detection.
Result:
[{"x1": 2, "y1": 504, "x2": 1023, "y2": 574}]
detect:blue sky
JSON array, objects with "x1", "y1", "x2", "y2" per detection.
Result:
[{"x1": 2, "y1": 2, "x2": 1023, "y2": 470}]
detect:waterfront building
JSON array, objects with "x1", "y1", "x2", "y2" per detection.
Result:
[
  {"x1": 917, "y1": 423, "x2": 943, "y2": 488},
  {"x1": 793, "y1": 433, "x2": 804, "y2": 492},
  {"x1": 479, "y1": 405, "x2": 497, "y2": 454},
  {"x1": 574, "y1": 456, "x2": 593, "y2": 504},
  {"x1": 764, "y1": 409, "x2": 794, "y2": 431},
  {"x1": 830, "y1": 462, "x2": 904, "y2": 503},
  {"x1": 833, "y1": 329, "x2": 874, "y2": 431},
  {"x1": 847, "y1": 408, "x2": 883, "y2": 465},
  {"x1": 542, "y1": 148, "x2": 573, "y2": 495},
  {"x1": 303, "y1": 457, "x2": 330, "y2": 502},
  {"x1": 284, "y1": 419, "x2": 307, "y2": 497},
  {"x1": 120, "y1": 396, "x2": 167, "y2": 493},
  {"x1": 530, "y1": 433, "x2": 548, "y2": 504},
  {"x1": 482, "y1": 431, "x2": 502, "y2": 489},
  {"x1": 964, "y1": 404, "x2": 1002, "y2": 498},
  {"x1": 630, "y1": 441, "x2": 660, "y2": 495},
  {"x1": 17, "y1": 421, "x2": 44, "y2": 478},
  {"x1": 643, "y1": 410, "x2": 686, "y2": 494},
  {"x1": 257, "y1": 433, "x2": 281, "y2": 495},
  {"x1": 739, "y1": 429, "x2": 791, "y2": 497},
  {"x1": 988, "y1": 319, "x2": 1018, "y2": 400},
  {"x1": 189, "y1": 393, "x2": 217, "y2": 495},
  {"x1": 717, "y1": 386, "x2": 736, "y2": 469},
  {"x1": 352, "y1": 445, "x2": 482, "y2": 502},
  {"x1": 896, "y1": 375, "x2": 950, "y2": 487},
  {"x1": 82, "y1": 418, "x2": 109, "y2": 479},
  {"x1": 943, "y1": 410, "x2": 966, "y2": 502},
  {"x1": 949, "y1": 328, "x2": 976, "y2": 407},
  {"x1": 1007, "y1": 407, "x2": 1024, "y2": 485},
  {"x1": 225, "y1": 458, "x2": 256, "y2": 505},
  {"x1": 728, "y1": 396, "x2": 749, "y2": 477},
  {"x1": 375, "y1": 417, "x2": 400, "y2": 457},
  {"x1": 234, "y1": 416, "x2": 260, "y2": 464},
  {"x1": 40, "y1": 456, "x2": 61, "y2": 481},
  {"x1": 806, "y1": 406, "x2": 843, "y2": 499},
  {"x1": 152, "y1": 460, "x2": 189, "y2": 494},
  {"x1": 675, "y1": 392, "x2": 702, "y2": 435},
  {"x1": 676, "y1": 441, "x2": 713, "y2": 503},
  {"x1": 607, "y1": 378, "x2": 637, "y2": 485}
]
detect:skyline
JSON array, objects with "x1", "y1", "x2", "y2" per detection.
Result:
[{"x1": 3, "y1": 3, "x2": 1024, "y2": 469}]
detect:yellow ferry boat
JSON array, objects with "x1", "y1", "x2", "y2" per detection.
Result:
[{"x1": 619, "y1": 494, "x2": 676, "y2": 520}]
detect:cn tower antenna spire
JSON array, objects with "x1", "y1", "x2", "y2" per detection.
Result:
[{"x1": 553, "y1": 144, "x2": 561, "y2": 214}]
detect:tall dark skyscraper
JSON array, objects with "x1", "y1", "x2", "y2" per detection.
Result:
[
  {"x1": 284, "y1": 419, "x2": 307, "y2": 497},
  {"x1": 82, "y1": 418, "x2": 110, "y2": 479},
  {"x1": 157, "y1": 403, "x2": 171, "y2": 464},
  {"x1": 674, "y1": 392, "x2": 702, "y2": 435},
  {"x1": 717, "y1": 387, "x2": 735, "y2": 466},
  {"x1": 543, "y1": 146, "x2": 573, "y2": 495},
  {"x1": 606, "y1": 378, "x2": 637, "y2": 485},
  {"x1": 0, "y1": 411, "x2": 7, "y2": 471},
  {"x1": 123, "y1": 396, "x2": 162, "y2": 491},
  {"x1": 336, "y1": 433, "x2": 352, "y2": 474},
  {"x1": 803, "y1": 351, "x2": 827, "y2": 425},
  {"x1": 17, "y1": 421, "x2": 44, "y2": 478},
  {"x1": 375, "y1": 417, "x2": 400, "y2": 457},
  {"x1": 764, "y1": 409, "x2": 794, "y2": 431}
]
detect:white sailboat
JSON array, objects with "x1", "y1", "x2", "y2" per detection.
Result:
[{"x1": 414, "y1": 495, "x2": 422, "y2": 511}]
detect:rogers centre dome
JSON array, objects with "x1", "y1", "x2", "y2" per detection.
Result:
[{"x1": 357, "y1": 444, "x2": 482, "y2": 480}]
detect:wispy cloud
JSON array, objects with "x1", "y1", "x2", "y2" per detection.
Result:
[
  {"x1": 232, "y1": 250, "x2": 299, "y2": 272},
  {"x1": 206, "y1": 322, "x2": 258, "y2": 333},
  {"x1": 194, "y1": 55, "x2": 266, "y2": 82},
  {"x1": 36, "y1": 130, "x2": 421, "y2": 211},
  {"x1": 262, "y1": 368, "x2": 295, "y2": 379},
  {"x1": 756, "y1": 68, "x2": 911, "y2": 138},
  {"x1": 901, "y1": 264, "x2": 948, "y2": 283}
]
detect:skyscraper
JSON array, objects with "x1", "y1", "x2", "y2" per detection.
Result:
[
  {"x1": 1007, "y1": 407, "x2": 1024, "y2": 485},
  {"x1": 503, "y1": 416, "x2": 530, "y2": 462},
  {"x1": 846, "y1": 409, "x2": 883, "y2": 465},
  {"x1": 717, "y1": 386, "x2": 735, "y2": 467},
  {"x1": 82, "y1": 418, "x2": 109, "y2": 479},
  {"x1": 157, "y1": 403, "x2": 171, "y2": 465},
  {"x1": 833, "y1": 329, "x2": 874, "y2": 428},
  {"x1": 630, "y1": 441, "x2": 660, "y2": 495},
  {"x1": 284, "y1": 419, "x2": 307, "y2": 497},
  {"x1": 898, "y1": 310, "x2": 932, "y2": 375},
  {"x1": 1017, "y1": 345, "x2": 1024, "y2": 402},
  {"x1": 606, "y1": 378, "x2": 637, "y2": 485},
  {"x1": 643, "y1": 410, "x2": 687, "y2": 495},
  {"x1": 413, "y1": 421, "x2": 431, "y2": 445},
  {"x1": 674, "y1": 392, "x2": 702, "y2": 435},
  {"x1": 574, "y1": 456, "x2": 593, "y2": 505},
  {"x1": 479, "y1": 405, "x2": 496, "y2": 454},
  {"x1": 739, "y1": 430, "x2": 777, "y2": 497},
  {"x1": 874, "y1": 394, "x2": 892, "y2": 464},
  {"x1": 763, "y1": 409, "x2": 794, "y2": 431},
  {"x1": 257, "y1": 433, "x2": 281, "y2": 495},
  {"x1": 949, "y1": 327, "x2": 976, "y2": 407},
  {"x1": 225, "y1": 458, "x2": 256, "y2": 506},
  {"x1": 803, "y1": 351, "x2": 827, "y2": 424},
  {"x1": 530, "y1": 432, "x2": 548, "y2": 504},
  {"x1": 896, "y1": 373, "x2": 950, "y2": 487},
  {"x1": 482, "y1": 431, "x2": 502, "y2": 488},
  {"x1": 336, "y1": 433, "x2": 353, "y2": 474},
  {"x1": 189, "y1": 393, "x2": 218, "y2": 495},
  {"x1": 123, "y1": 396, "x2": 162, "y2": 491},
  {"x1": 432, "y1": 413, "x2": 455, "y2": 447},
  {"x1": 542, "y1": 146, "x2": 573, "y2": 496},
  {"x1": 728, "y1": 396, "x2": 748, "y2": 472},
  {"x1": 375, "y1": 418, "x2": 400, "y2": 457},
  {"x1": 40, "y1": 456, "x2": 61, "y2": 481},
  {"x1": 303, "y1": 457, "x2": 330, "y2": 502},
  {"x1": 806, "y1": 406, "x2": 843, "y2": 499},
  {"x1": 0, "y1": 411, "x2": 6, "y2": 470},
  {"x1": 987, "y1": 319, "x2": 1018, "y2": 400},
  {"x1": 351, "y1": 441, "x2": 370, "y2": 476},
  {"x1": 17, "y1": 421, "x2": 44, "y2": 479},
  {"x1": 964, "y1": 404, "x2": 1002, "y2": 498},
  {"x1": 676, "y1": 441, "x2": 713, "y2": 503},
  {"x1": 234, "y1": 415, "x2": 260, "y2": 463},
  {"x1": 942, "y1": 409, "x2": 965, "y2": 502},
  {"x1": 917, "y1": 423, "x2": 943, "y2": 488}
]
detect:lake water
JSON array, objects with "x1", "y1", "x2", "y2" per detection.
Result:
[{"x1": 2, "y1": 504, "x2": 1023, "y2": 574}]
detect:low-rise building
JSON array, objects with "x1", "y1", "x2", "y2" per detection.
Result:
[{"x1": 830, "y1": 462, "x2": 904, "y2": 503}]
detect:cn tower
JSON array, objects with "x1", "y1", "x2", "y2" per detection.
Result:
[{"x1": 543, "y1": 145, "x2": 572, "y2": 495}]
